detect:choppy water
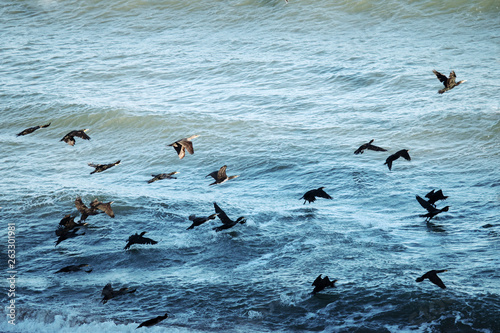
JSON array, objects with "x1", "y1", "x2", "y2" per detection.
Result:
[{"x1": 1, "y1": 0, "x2": 499, "y2": 332}]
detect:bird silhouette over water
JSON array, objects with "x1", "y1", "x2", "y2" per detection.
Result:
[
  {"x1": 384, "y1": 149, "x2": 411, "y2": 171},
  {"x1": 55, "y1": 264, "x2": 92, "y2": 273},
  {"x1": 61, "y1": 129, "x2": 90, "y2": 146},
  {"x1": 433, "y1": 70, "x2": 466, "y2": 94},
  {"x1": 75, "y1": 197, "x2": 100, "y2": 222},
  {"x1": 425, "y1": 189, "x2": 448, "y2": 207},
  {"x1": 416, "y1": 270, "x2": 448, "y2": 289},
  {"x1": 206, "y1": 165, "x2": 239, "y2": 185},
  {"x1": 17, "y1": 123, "x2": 51, "y2": 136},
  {"x1": 148, "y1": 172, "x2": 179, "y2": 183},
  {"x1": 55, "y1": 227, "x2": 85, "y2": 246},
  {"x1": 58, "y1": 214, "x2": 87, "y2": 230},
  {"x1": 137, "y1": 313, "x2": 169, "y2": 329},
  {"x1": 416, "y1": 195, "x2": 450, "y2": 222},
  {"x1": 212, "y1": 202, "x2": 246, "y2": 232},
  {"x1": 311, "y1": 274, "x2": 337, "y2": 294},
  {"x1": 354, "y1": 139, "x2": 387, "y2": 154},
  {"x1": 88, "y1": 160, "x2": 121, "y2": 174},
  {"x1": 101, "y1": 283, "x2": 137, "y2": 304},
  {"x1": 124, "y1": 232, "x2": 158, "y2": 250},
  {"x1": 187, "y1": 213, "x2": 219, "y2": 230},
  {"x1": 168, "y1": 135, "x2": 199, "y2": 159},
  {"x1": 300, "y1": 187, "x2": 332, "y2": 204}
]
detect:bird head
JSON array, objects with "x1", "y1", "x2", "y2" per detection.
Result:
[
  {"x1": 237, "y1": 217, "x2": 246, "y2": 224},
  {"x1": 441, "y1": 206, "x2": 450, "y2": 212},
  {"x1": 415, "y1": 277, "x2": 424, "y2": 282}
]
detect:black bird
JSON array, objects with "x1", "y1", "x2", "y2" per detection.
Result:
[
  {"x1": 187, "y1": 213, "x2": 219, "y2": 230},
  {"x1": 88, "y1": 160, "x2": 121, "y2": 174},
  {"x1": 311, "y1": 274, "x2": 337, "y2": 294},
  {"x1": 416, "y1": 269, "x2": 448, "y2": 289},
  {"x1": 148, "y1": 172, "x2": 179, "y2": 183},
  {"x1": 416, "y1": 195, "x2": 450, "y2": 222},
  {"x1": 55, "y1": 227, "x2": 85, "y2": 246},
  {"x1": 300, "y1": 187, "x2": 332, "y2": 204},
  {"x1": 168, "y1": 135, "x2": 199, "y2": 159},
  {"x1": 354, "y1": 139, "x2": 387, "y2": 154},
  {"x1": 384, "y1": 149, "x2": 411, "y2": 171},
  {"x1": 61, "y1": 129, "x2": 90, "y2": 146},
  {"x1": 137, "y1": 313, "x2": 169, "y2": 329},
  {"x1": 101, "y1": 283, "x2": 137, "y2": 304},
  {"x1": 58, "y1": 214, "x2": 87, "y2": 231},
  {"x1": 206, "y1": 165, "x2": 239, "y2": 185},
  {"x1": 90, "y1": 199, "x2": 115, "y2": 218},
  {"x1": 433, "y1": 70, "x2": 466, "y2": 94},
  {"x1": 425, "y1": 189, "x2": 448, "y2": 207},
  {"x1": 75, "y1": 197, "x2": 100, "y2": 222},
  {"x1": 124, "y1": 232, "x2": 158, "y2": 250},
  {"x1": 17, "y1": 123, "x2": 51, "y2": 136},
  {"x1": 55, "y1": 264, "x2": 92, "y2": 273},
  {"x1": 212, "y1": 202, "x2": 246, "y2": 232}
]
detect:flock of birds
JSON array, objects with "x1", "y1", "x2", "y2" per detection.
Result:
[{"x1": 15, "y1": 70, "x2": 464, "y2": 328}]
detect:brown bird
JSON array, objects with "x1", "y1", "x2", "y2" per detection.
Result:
[
  {"x1": 88, "y1": 160, "x2": 121, "y2": 174},
  {"x1": 384, "y1": 149, "x2": 411, "y2": 171},
  {"x1": 168, "y1": 135, "x2": 199, "y2": 159},
  {"x1": 17, "y1": 122, "x2": 51, "y2": 136},
  {"x1": 90, "y1": 199, "x2": 115, "y2": 218},
  {"x1": 206, "y1": 165, "x2": 239, "y2": 185},
  {"x1": 433, "y1": 70, "x2": 466, "y2": 94},
  {"x1": 101, "y1": 283, "x2": 137, "y2": 304},
  {"x1": 147, "y1": 172, "x2": 179, "y2": 183},
  {"x1": 137, "y1": 313, "x2": 169, "y2": 329},
  {"x1": 311, "y1": 274, "x2": 337, "y2": 294},
  {"x1": 124, "y1": 232, "x2": 158, "y2": 250},
  {"x1": 300, "y1": 187, "x2": 332, "y2": 204},
  {"x1": 187, "y1": 213, "x2": 219, "y2": 230},
  {"x1": 212, "y1": 202, "x2": 246, "y2": 232},
  {"x1": 74, "y1": 197, "x2": 100, "y2": 222},
  {"x1": 416, "y1": 269, "x2": 448, "y2": 289},
  {"x1": 61, "y1": 129, "x2": 90, "y2": 146},
  {"x1": 58, "y1": 214, "x2": 87, "y2": 230},
  {"x1": 416, "y1": 195, "x2": 450, "y2": 222},
  {"x1": 425, "y1": 189, "x2": 448, "y2": 207},
  {"x1": 55, "y1": 264, "x2": 92, "y2": 274},
  {"x1": 354, "y1": 139, "x2": 387, "y2": 154}
]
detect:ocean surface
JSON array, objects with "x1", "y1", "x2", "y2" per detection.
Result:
[{"x1": 1, "y1": 0, "x2": 499, "y2": 332}]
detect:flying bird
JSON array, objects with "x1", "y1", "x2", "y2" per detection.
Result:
[
  {"x1": 61, "y1": 129, "x2": 90, "y2": 146},
  {"x1": 416, "y1": 195, "x2": 450, "y2": 222},
  {"x1": 425, "y1": 189, "x2": 448, "y2": 207},
  {"x1": 137, "y1": 313, "x2": 169, "y2": 329},
  {"x1": 74, "y1": 197, "x2": 100, "y2": 222},
  {"x1": 416, "y1": 269, "x2": 448, "y2": 289},
  {"x1": 55, "y1": 227, "x2": 85, "y2": 246},
  {"x1": 212, "y1": 202, "x2": 246, "y2": 232},
  {"x1": 187, "y1": 213, "x2": 219, "y2": 230},
  {"x1": 58, "y1": 214, "x2": 87, "y2": 230},
  {"x1": 433, "y1": 70, "x2": 466, "y2": 94},
  {"x1": 88, "y1": 160, "x2": 121, "y2": 174},
  {"x1": 300, "y1": 187, "x2": 332, "y2": 204},
  {"x1": 101, "y1": 283, "x2": 137, "y2": 304},
  {"x1": 124, "y1": 232, "x2": 158, "y2": 250},
  {"x1": 148, "y1": 172, "x2": 179, "y2": 183},
  {"x1": 90, "y1": 199, "x2": 115, "y2": 218},
  {"x1": 354, "y1": 139, "x2": 387, "y2": 154},
  {"x1": 168, "y1": 135, "x2": 199, "y2": 159},
  {"x1": 384, "y1": 149, "x2": 411, "y2": 171},
  {"x1": 17, "y1": 123, "x2": 51, "y2": 136},
  {"x1": 55, "y1": 264, "x2": 92, "y2": 273},
  {"x1": 206, "y1": 165, "x2": 239, "y2": 185},
  {"x1": 311, "y1": 274, "x2": 337, "y2": 294}
]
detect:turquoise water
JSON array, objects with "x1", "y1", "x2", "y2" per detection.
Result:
[{"x1": 1, "y1": 0, "x2": 499, "y2": 332}]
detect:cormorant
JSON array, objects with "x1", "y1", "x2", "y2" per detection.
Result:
[
  {"x1": 55, "y1": 228, "x2": 85, "y2": 246},
  {"x1": 137, "y1": 313, "x2": 169, "y2": 329},
  {"x1": 311, "y1": 274, "x2": 337, "y2": 294},
  {"x1": 212, "y1": 202, "x2": 246, "y2": 232},
  {"x1": 75, "y1": 197, "x2": 100, "y2": 222},
  {"x1": 88, "y1": 160, "x2": 121, "y2": 174},
  {"x1": 416, "y1": 270, "x2": 448, "y2": 289},
  {"x1": 17, "y1": 123, "x2": 51, "y2": 136},
  {"x1": 354, "y1": 139, "x2": 387, "y2": 154},
  {"x1": 90, "y1": 199, "x2": 115, "y2": 218},
  {"x1": 206, "y1": 165, "x2": 239, "y2": 185},
  {"x1": 425, "y1": 189, "x2": 448, "y2": 207},
  {"x1": 300, "y1": 187, "x2": 332, "y2": 204},
  {"x1": 433, "y1": 70, "x2": 466, "y2": 94},
  {"x1": 101, "y1": 283, "x2": 137, "y2": 304},
  {"x1": 61, "y1": 129, "x2": 90, "y2": 146},
  {"x1": 168, "y1": 135, "x2": 199, "y2": 159},
  {"x1": 384, "y1": 149, "x2": 411, "y2": 171},
  {"x1": 148, "y1": 172, "x2": 179, "y2": 183},
  {"x1": 416, "y1": 195, "x2": 450, "y2": 222},
  {"x1": 187, "y1": 213, "x2": 219, "y2": 230},
  {"x1": 55, "y1": 264, "x2": 92, "y2": 273},
  {"x1": 124, "y1": 232, "x2": 158, "y2": 250}
]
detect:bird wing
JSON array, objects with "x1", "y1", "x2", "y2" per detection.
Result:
[
  {"x1": 315, "y1": 188, "x2": 332, "y2": 200},
  {"x1": 62, "y1": 135, "x2": 75, "y2": 146},
  {"x1": 180, "y1": 140, "x2": 194, "y2": 155},
  {"x1": 75, "y1": 198, "x2": 89, "y2": 213},
  {"x1": 384, "y1": 156, "x2": 394, "y2": 170},
  {"x1": 425, "y1": 189, "x2": 435, "y2": 199},
  {"x1": 433, "y1": 70, "x2": 448, "y2": 84},
  {"x1": 206, "y1": 170, "x2": 218, "y2": 180},
  {"x1": 354, "y1": 143, "x2": 367, "y2": 154},
  {"x1": 138, "y1": 236, "x2": 158, "y2": 245},
  {"x1": 214, "y1": 202, "x2": 232, "y2": 225},
  {"x1": 74, "y1": 131, "x2": 90, "y2": 140},
  {"x1": 312, "y1": 274, "x2": 323, "y2": 286},
  {"x1": 398, "y1": 150, "x2": 411, "y2": 161},
  {"x1": 217, "y1": 165, "x2": 228, "y2": 181},
  {"x1": 95, "y1": 202, "x2": 114, "y2": 218},
  {"x1": 416, "y1": 195, "x2": 435, "y2": 213},
  {"x1": 428, "y1": 272, "x2": 446, "y2": 289},
  {"x1": 102, "y1": 283, "x2": 113, "y2": 297},
  {"x1": 367, "y1": 144, "x2": 387, "y2": 152}
]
